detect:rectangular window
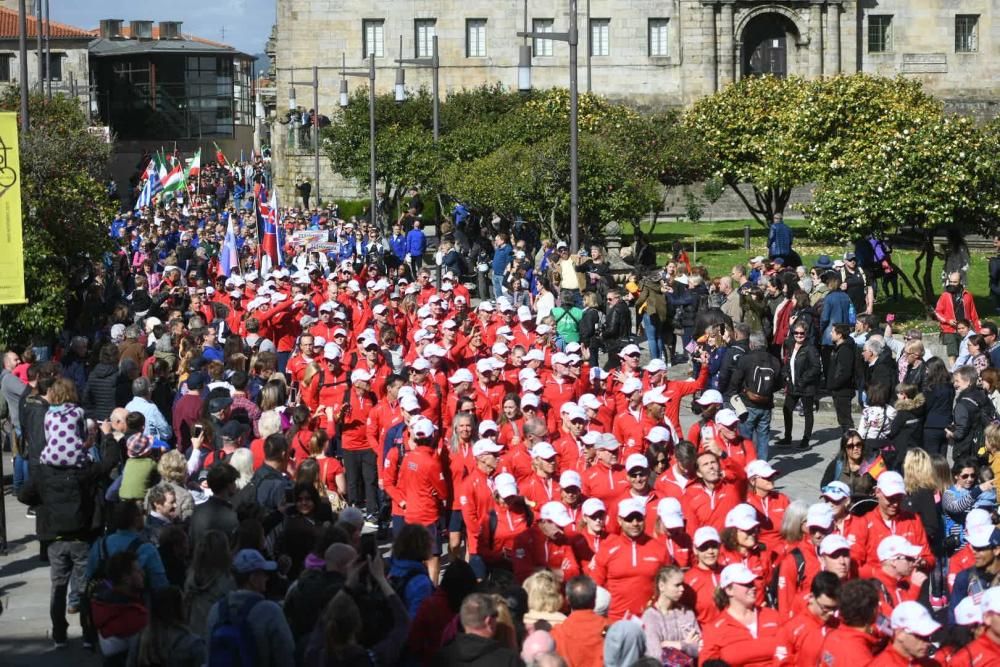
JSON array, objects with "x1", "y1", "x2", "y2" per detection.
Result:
[
  {"x1": 415, "y1": 19, "x2": 436, "y2": 58},
  {"x1": 533, "y1": 19, "x2": 554, "y2": 57},
  {"x1": 0, "y1": 55, "x2": 10, "y2": 83},
  {"x1": 466, "y1": 19, "x2": 487, "y2": 57},
  {"x1": 956, "y1": 14, "x2": 979, "y2": 52},
  {"x1": 590, "y1": 19, "x2": 610, "y2": 56},
  {"x1": 868, "y1": 15, "x2": 892, "y2": 53},
  {"x1": 649, "y1": 18, "x2": 669, "y2": 57},
  {"x1": 42, "y1": 52, "x2": 62, "y2": 81},
  {"x1": 362, "y1": 19, "x2": 385, "y2": 58}
]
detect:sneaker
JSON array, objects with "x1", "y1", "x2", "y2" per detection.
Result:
[
  {"x1": 363, "y1": 514, "x2": 378, "y2": 528},
  {"x1": 25, "y1": 508, "x2": 36, "y2": 518},
  {"x1": 796, "y1": 440, "x2": 810, "y2": 450},
  {"x1": 773, "y1": 438, "x2": 792, "y2": 449}
]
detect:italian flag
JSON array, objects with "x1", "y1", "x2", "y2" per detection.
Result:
[
  {"x1": 185, "y1": 149, "x2": 201, "y2": 179},
  {"x1": 160, "y1": 163, "x2": 186, "y2": 198}
]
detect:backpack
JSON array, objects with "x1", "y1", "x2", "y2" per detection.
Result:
[
  {"x1": 765, "y1": 547, "x2": 805, "y2": 610},
  {"x1": 81, "y1": 535, "x2": 145, "y2": 646},
  {"x1": 969, "y1": 395, "x2": 998, "y2": 453},
  {"x1": 208, "y1": 594, "x2": 262, "y2": 667},
  {"x1": 744, "y1": 355, "x2": 779, "y2": 401}
]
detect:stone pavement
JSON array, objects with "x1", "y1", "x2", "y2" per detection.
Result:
[{"x1": 0, "y1": 368, "x2": 845, "y2": 665}]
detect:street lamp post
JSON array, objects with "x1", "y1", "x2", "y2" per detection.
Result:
[
  {"x1": 394, "y1": 34, "x2": 440, "y2": 141},
  {"x1": 517, "y1": 0, "x2": 580, "y2": 252},
  {"x1": 340, "y1": 54, "x2": 378, "y2": 231}
]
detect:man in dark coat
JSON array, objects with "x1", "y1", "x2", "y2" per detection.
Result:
[
  {"x1": 83, "y1": 343, "x2": 121, "y2": 421},
  {"x1": 434, "y1": 593, "x2": 523, "y2": 667},
  {"x1": 862, "y1": 337, "x2": 897, "y2": 398},
  {"x1": 827, "y1": 324, "x2": 859, "y2": 434},
  {"x1": 189, "y1": 463, "x2": 240, "y2": 548},
  {"x1": 601, "y1": 288, "x2": 632, "y2": 369}
]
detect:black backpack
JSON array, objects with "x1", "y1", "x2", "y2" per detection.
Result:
[
  {"x1": 745, "y1": 354, "x2": 779, "y2": 399},
  {"x1": 764, "y1": 547, "x2": 806, "y2": 610}
]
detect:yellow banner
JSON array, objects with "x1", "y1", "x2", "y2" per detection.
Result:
[{"x1": 0, "y1": 112, "x2": 24, "y2": 305}]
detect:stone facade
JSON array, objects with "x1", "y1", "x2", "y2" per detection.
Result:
[{"x1": 269, "y1": 0, "x2": 1000, "y2": 202}]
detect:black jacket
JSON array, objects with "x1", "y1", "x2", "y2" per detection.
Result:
[
  {"x1": 952, "y1": 386, "x2": 989, "y2": 458},
  {"x1": 17, "y1": 464, "x2": 102, "y2": 541},
  {"x1": 827, "y1": 339, "x2": 858, "y2": 396},
  {"x1": 579, "y1": 308, "x2": 601, "y2": 349},
  {"x1": 189, "y1": 496, "x2": 239, "y2": 547},
  {"x1": 241, "y1": 463, "x2": 293, "y2": 513},
  {"x1": 888, "y1": 394, "x2": 926, "y2": 465},
  {"x1": 83, "y1": 362, "x2": 120, "y2": 421},
  {"x1": 923, "y1": 384, "x2": 956, "y2": 429},
  {"x1": 717, "y1": 340, "x2": 749, "y2": 397},
  {"x1": 434, "y1": 633, "x2": 523, "y2": 667},
  {"x1": 781, "y1": 343, "x2": 822, "y2": 397},
  {"x1": 730, "y1": 348, "x2": 783, "y2": 408},
  {"x1": 865, "y1": 348, "x2": 898, "y2": 395},
  {"x1": 19, "y1": 392, "x2": 48, "y2": 465},
  {"x1": 603, "y1": 301, "x2": 631, "y2": 342}
]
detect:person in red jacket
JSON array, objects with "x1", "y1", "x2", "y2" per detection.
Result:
[
  {"x1": 683, "y1": 450, "x2": 740, "y2": 535},
  {"x1": 704, "y1": 408, "x2": 757, "y2": 497},
  {"x1": 512, "y1": 501, "x2": 588, "y2": 583},
  {"x1": 872, "y1": 535, "x2": 924, "y2": 619},
  {"x1": 655, "y1": 497, "x2": 693, "y2": 568},
  {"x1": 606, "y1": 454, "x2": 661, "y2": 536},
  {"x1": 700, "y1": 563, "x2": 782, "y2": 667},
  {"x1": 582, "y1": 435, "x2": 627, "y2": 504},
  {"x1": 399, "y1": 416, "x2": 448, "y2": 583},
  {"x1": 483, "y1": 473, "x2": 532, "y2": 570},
  {"x1": 935, "y1": 272, "x2": 980, "y2": 364},
  {"x1": 743, "y1": 459, "x2": 789, "y2": 549},
  {"x1": 459, "y1": 438, "x2": 504, "y2": 578},
  {"x1": 773, "y1": 571, "x2": 841, "y2": 667},
  {"x1": 818, "y1": 579, "x2": 881, "y2": 667},
  {"x1": 522, "y1": 442, "x2": 562, "y2": 510},
  {"x1": 654, "y1": 440, "x2": 697, "y2": 501},
  {"x1": 850, "y1": 471, "x2": 935, "y2": 575},
  {"x1": 718, "y1": 503, "x2": 773, "y2": 607},
  {"x1": 774, "y1": 502, "x2": 835, "y2": 618},
  {"x1": 612, "y1": 378, "x2": 645, "y2": 454},
  {"x1": 684, "y1": 526, "x2": 723, "y2": 626},
  {"x1": 952, "y1": 587, "x2": 1000, "y2": 667},
  {"x1": 870, "y1": 601, "x2": 942, "y2": 667},
  {"x1": 577, "y1": 497, "x2": 609, "y2": 568},
  {"x1": 549, "y1": 575, "x2": 611, "y2": 667},
  {"x1": 688, "y1": 389, "x2": 724, "y2": 448},
  {"x1": 334, "y1": 368, "x2": 378, "y2": 521},
  {"x1": 588, "y1": 497, "x2": 671, "y2": 620}
]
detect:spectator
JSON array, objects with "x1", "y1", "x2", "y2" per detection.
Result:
[
  {"x1": 549, "y1": 576, "x2": 608, "y2": 667},
  {"x1": 901, "y1": 448, "x2": 945, "y2": 560},
  {"x1": 129, "y1": 586, "x2": 206, "y2": 667},
  {"x1": 949, "y1": 365, "x2": 991, "y2": 461},
  {"x1": 820, "y1": 430, "x2": 875, "y2": 503},
  {"x1": 603, "y1": 620, "x2": 646, "y2": 667},
  {"x1": 189, "y1": 463, "x2": 241, "y2": 548},
  {"x1": 434, "y1": 592, "x2": 523, "y2": 666},
  {"x1": 935, "y1": 271, "x2": 980, "y2": 366},
  {"x1": 827, "y1": 324, "x2": 857, "y2": 434},
  {"x1": 778, "y1": 321, "x2": 821, "y2": 450},
  {"x1": 87, "y1": 502, "x2": 168, "y2": 592},
  {"x1": 640, "y1": 565, "x2": 700, "y2": 661},
  {"x1": 887, "y1": 383, "x2": 925, "y2": 468},
  {"x1": 522, "y1": 570, "x2": 566, "y2": 632},
  {"x1": 83, "y1": 343, "x2": 121, "y2": 421},
  {"x1": 387, "y1": 523, "x2": 435, "y2": 618},
  {"x1": 767, "y1": 213, "x2": 793, "y2": 263},
  {"x1": 91, "y1": 550, "x2": 150, "y2": 666},
  {"x1": 125, "y1": 377, "x2": 172, "y2": 442}
]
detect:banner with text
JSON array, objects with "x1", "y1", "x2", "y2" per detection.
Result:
[{"x1": 0, "y1": 113, "x2": 24, "y2": 305}]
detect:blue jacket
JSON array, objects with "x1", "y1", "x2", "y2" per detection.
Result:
[
  {"x1": 86, "y1": 529, "x2": 169, "y2": 591},
  {"x1": 387, "y1": 558, "x2": 434, "y2": 618},
  {"x1": 406, "y1": 228, "x2": 426, "y2": 257},
  {"x1": 492, "y1": 243, "x2": 513, "y2": 275},
  {"x1": 338, "y1": 234, "x2": 355, "y2": 261},
  {"x1": 390, "y1": 234, "x2": 407, "y2": 261},
  {"x1": 768, "y1": 222, "x2": 793, "y2": 258},
  {"x1": 820, "y1": 290, "x2": 853, "y2": 344}
]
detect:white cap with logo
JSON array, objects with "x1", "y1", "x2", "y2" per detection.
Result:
[
  {"x1": 890, "y1": 601, "x2": 941, "y2": 637},
  {"x1": 540, "y1": 501, "x2": 573, "y2": 527},
  {"x1": 724, "y1": 504, "x2": 760, "y2": 531}
]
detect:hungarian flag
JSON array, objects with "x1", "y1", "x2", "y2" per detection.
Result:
[
  {"x1": 257, "y1": 189, "x2": 282, "y2": 273},
  {"x1": 160, "y1": 163, "x2": 186, "y2": 198},
  {"x1": 185, "y1": 149, "x2": 202, "y2": 179}
]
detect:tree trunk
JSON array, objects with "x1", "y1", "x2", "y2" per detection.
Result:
[
  {"x1": 725, "y1": 179, "x2": 789, "y2": 229},
  {"x1": 913, "y1": 231, "x2": 937, "y2": 305}
]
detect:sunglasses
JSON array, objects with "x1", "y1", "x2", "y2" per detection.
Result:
[
  {"x1": 627, "y1": 469, "x2": 649, "y2": 478},
  {"x1": 793, "y1": 332, "x2": 807, "y2": 337},
  {"x1": 622, "y1": 514, "x2": 645, "y2": 524},
  {"x1": 959, "y1": 473, "x2": 977, "y2": 479}
]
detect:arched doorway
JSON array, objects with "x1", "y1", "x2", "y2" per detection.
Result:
[{"x1": 741, "y1": 13, "x2": 797, "y2": 78}]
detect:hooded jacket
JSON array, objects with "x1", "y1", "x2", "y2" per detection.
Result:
[
  {"x1": 953, "y1": 386, "x2": 990, "y2": 458},
  {"x1": 888, "y1": 393, "x2": 925, "y2": 463},
  {"x1": 387, "y1": 557, "x2": 434, "y2": 618},
  {"x1": 83, "y1": 362, "x2": 120, "y2": 421}
]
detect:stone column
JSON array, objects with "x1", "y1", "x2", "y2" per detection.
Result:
[
  {"x1": 719, "y1": 1, "x2": 735, "y2": 86},
  {"x1": 825, "y1": 2, "x2": 841, "y2": 74},
  {"x1": 809, "y1": 1, "x2": 823, "y2": 78},
  {"x1": 704, "y1": 3, "x2": 717, "y2": 92}
]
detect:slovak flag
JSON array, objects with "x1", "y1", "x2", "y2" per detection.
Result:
[
  {"x1": 218, "y1": 214, "x2": 240, "y2": 277},
  {"x1": 257, "y1": 189, "x2": 283, "y2": 273}
]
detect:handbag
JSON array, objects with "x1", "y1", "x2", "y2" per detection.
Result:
[{"x1": 660, "y1": 647, "x2": 694, "y2": 667}]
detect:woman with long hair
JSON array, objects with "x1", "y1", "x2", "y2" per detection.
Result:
[
  {"x1": 132, "y1": 586, "x2": 205, "y2": 667},
  {"x1": 718, "y1": 505, "x2": 772, "y2": 607},
  {"x1": 684, "y1": 527, "x2": 724, "y2": 626},
  {"x1": 902, "y1": 448, "x2": 946, "y2": 559},
  {"x1": 922, "y1": 356, "x2": 956, "y2": 457},
  {"x1": 967, "y1": 334, "x2": 991, "y2": 374},
  {"x1": 779, "y1": 320, "x2": 822, "y2": 450},
  {"x1": 497, "y1": 393, "x2": 524, "y2": 447},
  {"x1": 701, "y1": 564, "x2": 781, "y2": 667},
  {"x1": 182, "y1": 530, "x2": 234, "y2": 638},
  {"x1": 820, "y1": 430, "x2": 875, "y2": 502},
  {"x1": 641, "y1": 565, "x2": 701, "y2": 661},
  {"x1": 309, "y1": 429, "x2": 346, "y2": 503},
  {"x1": 446, "y1": 411, "x2": 477, "y2": 561}
]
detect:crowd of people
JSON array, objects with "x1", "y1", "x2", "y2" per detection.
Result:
[{"x1": 9, "y1": 161, "x2": 1000, "y2": 667}]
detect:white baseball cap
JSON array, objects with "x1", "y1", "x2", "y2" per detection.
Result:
[
  {"x1": 715, "y1": 409, "x2": 741, "y2": 427},
  {"x1": 890, "y1": 601, "x2": 941, "y2": 638},
  {"x1": 495, "y1": 473, "x2": 519, "y2": 499},
  {"x1": 423, "y1": 344, "x2": 447, "y2": 358},
  {"x1": 693, "y1": 526, "x2": 721, "y2": 548},
  {"x1": 449, "y1": 369, "x2": 474, "y2": 384},
  {"x1": 531, "y1": 442, "x2": 557, "y2": 459},
  {"x1": 645, "y1": 426, "x2": 671, "y2": 444},
  {"x1": 579, "y1": 431, "x2": 601, "y2": 447},
  {"x1": 540, "y1": 501, "x2": 573, "y2": 527},
  {"x1": 400, "y1": 395, "x2": 421, "y2": 413},
  {"x1": 578, "y1": 394, "x2": 602, "y2": 410},
  {"x1": 535, "y1": 324, "x2": 552, "y2": 335},
  {"x1": 582, "y1": 498, "x2": 607, "y2": 517},
  {"x1": 618, "y1": 344, "x2": 641, "y2": 357},
  {"x1": 745, "y1": 460, "x2": 778, "y2": 480},
  {"x1": 955, "y1": 596, "x2": 984, "y2": 626},
  {"x1": 966, "y1": 526, "x2": 999, "y2": 549},
  {"x1": 657, "y1": 497, "x2": 684, "y2": 529},
  {"x1": 410, "y1": 417, "x2": 436, "y2": 439},
  {"x1": 551, "y1": 352, "x2": 570, "y2": 366},
  {"x1": 625, "y1": 453, "x2": 649, "y2": 472},
  {"x1": 591, "y1": 367, "x2": 609, "y2": 381},
  {"x1": 821, "y1": 481, "x2": 851, "y2": 503},
  {"x1": 517, "y1": 306, "x2": 533, "y2": 321},
  {"x1": 984, "y1": 587, "x2": 1000, "y2": 615},
  {"x1": 492, "y1": 342, "x2": 509, "y2": 356},
  {"x1": 720, "y1": 563, "x2": 759, "y2": 588},
  {"x1": 442, "y1": 319, "x2": 458, "y2": 329},
  {"x1": 967, "y1": 508, "x2": 993, "y2": 531},
  {"x1": 409, "y1": 358, "x2": 432, "y2": 372},
  {"x1": 618, "y1": 497, "x2": 647, "y2": 518},
  {"x1": 472, "y1": 439, "x2": 504, "y2": 457},
  {"x1": 524, "y1": 349, "x2": 546, "y2": 362},
  {"x1": 877, "y1": 471, "x2": 906, "y2": 497},
  {"x1": 565, "y1": 342, "x2": 582, "y2": 354},
  {"x1": 818, "y1": 534, "x2": 852, "y2": 556},
  {"x1": 521, "y1": 394, "x2": 540, "y2": 409},
  {"x1": 725, "y1": 504, "x2": 761, "y2": 531},
  {"x1": 478, "y1": 420, "x2": 499, "y2": 436},
  {"x1": 565, "y1": 405, "x2": 588, "y2": 422},
  {"x1": 644, "y1": 359, "x2": 667, "y2": 373},
  {"x1": 695, "y1": 389, "x2": 724, "y2": 406},
  {"x1": 475, "y1": 359, "x2": 496, "y2": 374},
  {"x1": 642, "y1": 389, "x2": 668, "y2": 406},
  {"x1": 805, "y1": 503, "x2": 835, "y2": 530},
  {"x1": 323, "y1": 343, "x2": 342, "y2": 360},
  {"x1": 350, "y1": 369, "x2": 373, "y2": 384},
  {"x1": 478, "y1": 301, "x2": 495, "y2": 312},
  {"x1": 559, "y1": 470, "x2": 583, "y2": 489},
  {"x1": 620, "y1": 378, "x2": 643, "y2": 395},
  {"x1": 595, "y1": 434, "x2": 620, "y2": 451},
  {"x1": 522, "y1": 377, "x2": 543, "y2": 393},
  {"x1": 372, "y1": 304, "x2": 388, "y2": 315},
  {"x1": 877, "y1": 535, "x2": 922, "y2": 562}
]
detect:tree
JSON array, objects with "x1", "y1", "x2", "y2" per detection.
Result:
[
  {"x1": 0, "y1": 90, "x2": 115, "y2": 344},
  {"x1": 803, "y1": 114, "x2": 1000, "y2": 303}
]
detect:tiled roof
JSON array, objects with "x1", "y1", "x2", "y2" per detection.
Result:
[{"x1": 0, "y1": 7, "x2": 93, "y2": 39}]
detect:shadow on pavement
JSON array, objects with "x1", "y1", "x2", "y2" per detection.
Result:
[
  {"x1": 0, "y1": 637, "x2": 100, "y2": 667},
  {"x1": 0, "y1": 553, "x2": 47, "y2": 578}
]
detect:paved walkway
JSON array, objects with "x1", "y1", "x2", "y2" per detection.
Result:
[{"x1": 0, "y1": 367, "x2": 846, "y2": 664}]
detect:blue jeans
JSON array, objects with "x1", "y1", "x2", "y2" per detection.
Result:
[
  {"x1": 276, "y1": 351, "x2": 291, "y2": 375},
  {"x1": 741, "y1": 405, "x2": 773, "y2": 460},
  {"x1": 492, "y1": 274, "x2": 505, "y2": 299},
  {"x1": 13, "y1": 454, "x2": 28, "y2": 493},
  {"x1": 642, "y1": 313, "x2": 663, "y2": 361}
]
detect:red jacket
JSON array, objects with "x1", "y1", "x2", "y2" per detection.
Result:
[
  {"x1": 458, "y1": 467, "x2": 495, "y2": 556},
  {"x1": 582, "y1": 462, "x2": 628, "y2": 504},
  {"x1": 773, "y1": 539, "x2": 823, "y2": 619},
  {"x1": 849, "y1": 509, "x2": 936, "y2": 575},
  {"x1": 683, "y1": 479, "x2": 741, "y2": 535},
  {"x1": 935, "y1": 289, "x2": 980, "y2": 334},
  {"x1": 654, "y1": 465, "x2": 696, "y2": 501},
  {"x1": 869, "y1": 645, "x2": 940, "y2": 667},
  {"x1": 512, "y1": 526, "x2": 588, "y2": 583},
  {"x1": 684, "y1": 564, "x2": 721, "y2": 626},
  {"x1": 589, "y1": 533, "x2": 671, "y2": 620},
  {"x1": 399, "y1": 446, "x2": 448, "y2": 525},
  {"x1": 719, "y1": 545, "x2": 773, "y2": 607},
  {"x1": 662, "y1": 366, "x2": 709, "y2": 429},
  {"x1": 549, "y1": 610, "x2": 610, "y2": 667},
  {"x1": 701, "y1": 607, "x2": 782, "y2": 667},
  {"x1": 522, "y1": 474, "x2": 561, "y2": 510},
  {"x1": 485, "y1": 500, "x2": 532, "y2": 565},
  {"x1": 773, "y1": 606, "x2": 831, "y2": 667},
  {"x1": 746, "y1": 490, "x2": 790, "y2": 551},
  {"x1": 947, "y1": 632, "x2": 1000, "y2": 667},
  {"x1": 818, "y1": 625, "x2": 880, "y2": 667},
  {"x1": 333, "y1": 388, "x2": 376, "y2": 451},
  {"x1": 367, "y1": 400, "x2": 403, "y2": 463}
]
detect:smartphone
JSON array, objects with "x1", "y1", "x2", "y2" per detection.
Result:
[
  {"x1": 287, "y1": 384, "x2": 299, "y2": 406},
  {"x1": 193, "y1": 424, "x2": 204, "y2": 439},
  {"x1": 359, "y1": 533, "x2": 377, "y2": 560}
]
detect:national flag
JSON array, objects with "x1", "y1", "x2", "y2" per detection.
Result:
[
  {"x1": 185, "y1": 149, "x2": 202, "y2": 179},
  {"x1": 161, "y1": 164, "x2": 185, "y2": 193},
  {"x1": 154, "y1": 151, "x2": 169, "y2": 183},
  {"x1": 860, "y1": 455, "x2": 887, "y2": 479},
  {"x1": 214, "y1": 142, "x2": 229, "y2": 168},
  {"x1": 257, "y1": 189, "x2": 282, "y2": 273},
  {"x1": 134, "y1": 160, "x2": 162, "y2": 210},
  {"x1": 219, "y1": 214, "x2": 240, "y2": 277}
]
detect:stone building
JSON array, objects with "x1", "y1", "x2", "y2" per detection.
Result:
[{"x1": 269, "y1": 0, "x2": 1000, "y2": 203}]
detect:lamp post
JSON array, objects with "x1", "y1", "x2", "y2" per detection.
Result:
[
  {"x1": 394, "y1": 34, "x2": 440, "y2": 141},
  {"x1": 517, "y1": 0, "x2": 580, "y2": 252},
  {"x1": 16, "y1": 0, "x2": 28, "y2": 131},
  {"x1": 339, "y1": 54, "x2": 378, "y2": 231}
]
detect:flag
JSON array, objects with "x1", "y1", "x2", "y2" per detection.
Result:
[
  {"x1": 219, "y1": 214, "x2": 240, "y2": 277},
  {"x1": 161, "y1": 164, "x2": 185, "y2": 194},
  {"x1": 257, "y1": 189, "x2": 282, "y2": 273},
  {"x1": 134, "y1": 160, "x2": 162, "y2": 210},
  {"x1": 214, "y1": 142, "x2": 229, "y2": 168},
  {"x1": 185, "y1": 149, "x2": 201, "y2": 179},
  {"x1": 154, "y1": 151, "x2": 169, "y2": 183},
  {"x1": 860, "y1": 455, "x2": 887, "y2": 479}
]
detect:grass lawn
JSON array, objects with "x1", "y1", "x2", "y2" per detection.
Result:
[{"x1": 635, "y1": 218, "x2": 997, "y2": 330}]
